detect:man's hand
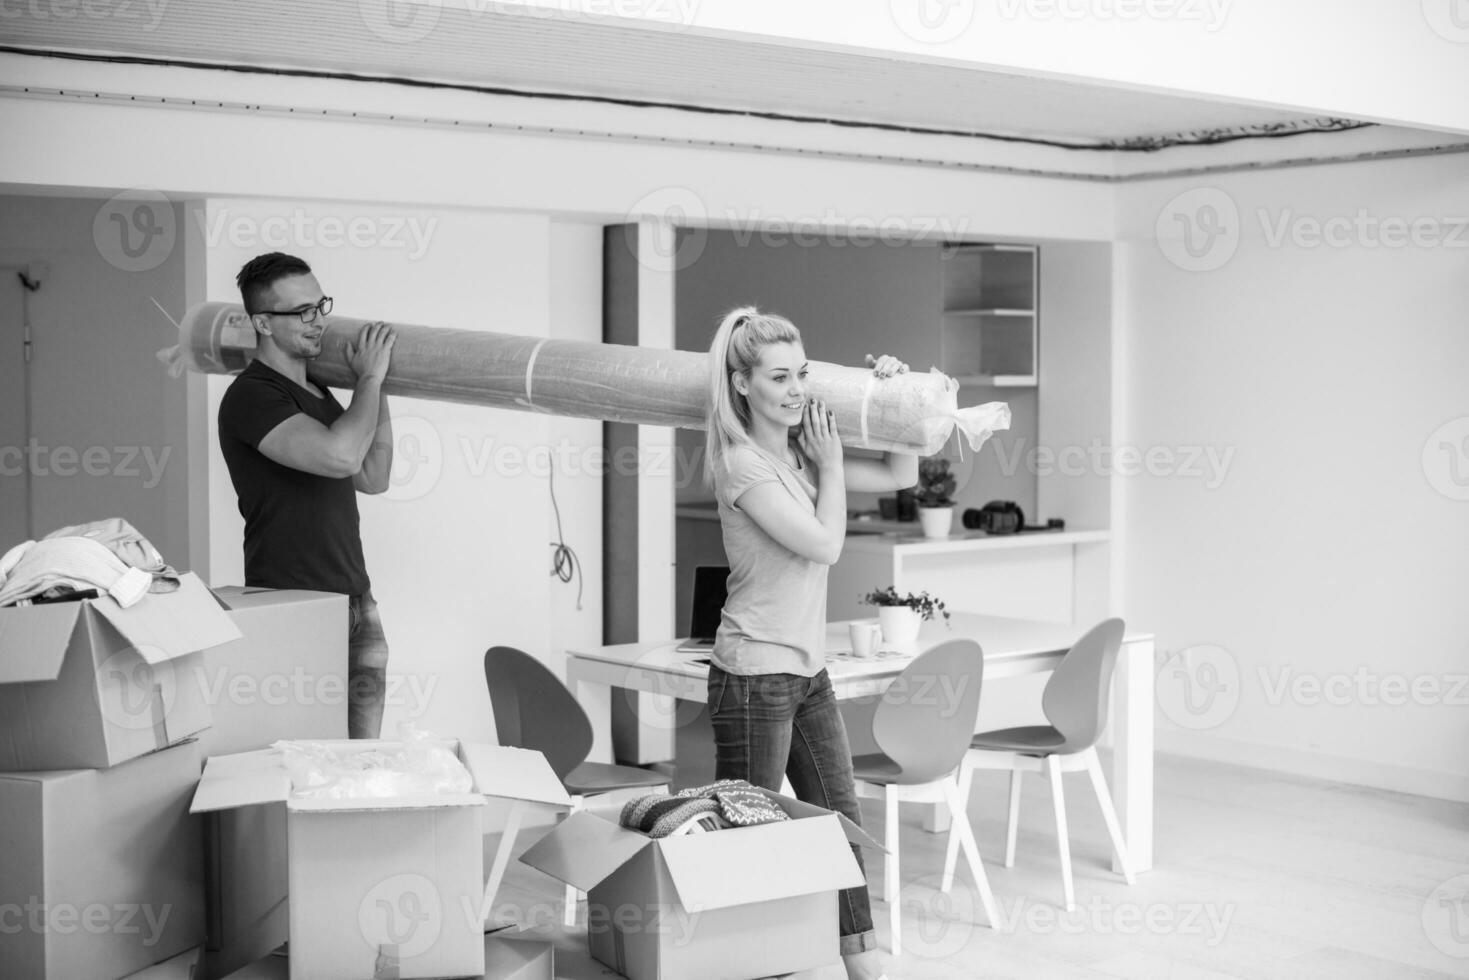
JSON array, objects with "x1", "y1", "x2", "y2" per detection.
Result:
[{"x1": 346, "y1": 322, "x2": 396, "y2": 384}]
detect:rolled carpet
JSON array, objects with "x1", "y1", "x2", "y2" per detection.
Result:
[{"x1": 160, "y1": 302, "x2": 1010, "y2": 456}]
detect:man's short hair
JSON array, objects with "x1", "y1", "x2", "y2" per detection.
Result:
[{"x1": 237, "y1": 252, "x2": 313, "y2": 316}]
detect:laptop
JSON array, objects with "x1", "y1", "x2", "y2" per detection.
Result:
[{"x1": 675, "y1": 566, "x2": 730, "y2": 654}]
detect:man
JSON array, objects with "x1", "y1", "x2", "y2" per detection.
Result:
[{"x1": 218, "y1": 252, "x2": 396, "y2": 738}]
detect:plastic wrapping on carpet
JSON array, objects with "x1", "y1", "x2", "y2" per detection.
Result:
[{"x1": 160, "y1": 302, "x2": 1010, "y2": 455}]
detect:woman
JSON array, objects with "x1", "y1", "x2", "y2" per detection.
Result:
[{"x1": 704, "y1": 307, "x2": 917, "y2": 980}]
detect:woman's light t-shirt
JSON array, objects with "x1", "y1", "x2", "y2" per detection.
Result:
[{"x1": 712, "y1": 444, "x2": 828, "y2": 677}]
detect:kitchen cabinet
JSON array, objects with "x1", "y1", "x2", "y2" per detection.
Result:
[
  {"x1": 941, "y1": 243, "x2": 1038, "y2": 386},
  {"x1": 827, "y1": 527, "x2": 1110, "y2": 624}
]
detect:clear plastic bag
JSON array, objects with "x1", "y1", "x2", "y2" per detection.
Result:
[{"x1": 274, "y1": 724, "x2": 474, "y2": 800}]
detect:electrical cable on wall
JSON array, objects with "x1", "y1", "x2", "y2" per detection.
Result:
[
  {"x1": 547, "y1": 461, "x2": 583, "y2": 611},
  {"x1": 5, "y1": 266, "x2": 43, "y2": 539}
]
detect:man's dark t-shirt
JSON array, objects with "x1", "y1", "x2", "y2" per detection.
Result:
[{"x1": 218, "y1": 360, "x2": 370, "y2": 595}]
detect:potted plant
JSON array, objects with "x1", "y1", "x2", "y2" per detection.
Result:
[
  {"x1": 913, "y1": 457, "x2": 957, "y2": 538},
  {"x1": 861, "y1": 586, "x2": 950, "y2": 654}
]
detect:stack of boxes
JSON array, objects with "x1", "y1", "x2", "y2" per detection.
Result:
[
  {"x1": 1, "y1": 574, "x2": 567, "y2": 980},
  {"x1": 0, "y1": 573, "x2": 243, "y2": 979},
  {"x1": 0, "y1": 575, "x2": 363, "y2": 979},
  {"x1": 2, "y1": 570, "x2": 869, "y2": 980}
]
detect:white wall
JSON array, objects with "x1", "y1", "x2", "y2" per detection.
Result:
[
  {"x1": 9, "y1": 46, "x2": 1468, "y2": 801},
  {"x1": 1117, "y1": 153, "x2": 1469, "y2": 800},
  {"x1": 544, "y1": 220, "x2": 609, "y2": 749},
  {"x1": 201, "y1": 199, "x2": 603, "y2": 744},
  {"x1": 545, "y1": 221, "x2": 608, "y2": 681}
]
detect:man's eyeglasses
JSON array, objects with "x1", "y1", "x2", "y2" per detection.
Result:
[{"x1": 259, "y1": 297, "x2": 333, "y2": 324}]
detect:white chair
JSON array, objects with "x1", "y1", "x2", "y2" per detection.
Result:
[
  {"x1": 851, "y1": 639, "x2": 1001, "y2": 956},
  {"x1": 941, "y1": 618, "x2": 1135, "y2": 912}
]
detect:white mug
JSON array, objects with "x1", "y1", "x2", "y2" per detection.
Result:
[{"x1": 848, "y1": 620, "x2": 882, "y2": 659}]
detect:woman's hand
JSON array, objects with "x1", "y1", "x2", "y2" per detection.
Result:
[
  {"x1": 798, "y1": 398, "x2": 843, "y2": 473},
  {"x1": 865, "y1": 353, "x2": 909, "y2": 379}
]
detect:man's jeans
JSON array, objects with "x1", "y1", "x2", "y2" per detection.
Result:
[
  {"x1": 347, "y1": 591, "x2": 389, "y2": 739},
  {"x1": 706, "y1": 665, "x2": 877, "y2": 955}
]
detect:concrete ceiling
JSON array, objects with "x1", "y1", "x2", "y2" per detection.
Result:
[{"x1": 2, "y1": 0, "x2": 1462, "y2": 176}]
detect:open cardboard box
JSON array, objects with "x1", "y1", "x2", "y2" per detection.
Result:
[
  {"x1": 479, "y1": 931, "x2": 554, "y2": 980},
  {"x1": 122, "y1": 931, "x2": 554, "y2": 980},
  {"x1": 190, "y1": 739, "x2": 570, "y2": 980},
  {"x1": 189, "y1": 586, "x2": 350, "y2": 980},
  {"x1": 0, "y1": 572, "x2": 242, "y2": 770},
  {"x1": 520, "y1": 789, "x2": 883, "y2": 980}
]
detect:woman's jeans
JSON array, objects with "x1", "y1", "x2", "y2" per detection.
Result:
[{"x1": 706, "y1": 664, "x2": 877, "y2": 955}]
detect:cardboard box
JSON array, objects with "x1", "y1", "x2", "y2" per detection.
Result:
[
  {"x1": 0, "y1": 740, "x2": 206, "y2": 980},
  {"x1": 196, "y1": 587, "x2": 350, "y2": 757},
  {"x1": 191, "y1": 740, "x2": 571, "y2": 980},
  {"x1": 120, "y1": 946, "x2": 201, "y2": 980},
  {"x1": 520, "y1": 792, "x2": 881, "y2": 980},
  {"x1": 181, "y1": 587, "x2": 347, "y2": 980},
  {"x1": 0, "y1": 573, "x2": 242, "y2": 770},
  {"x1": 481, "y1": 932, "x2": 553, "y2": 980},
  {"x1": 195, "y1": 802, "x2": 289, "y2": 980},
  {"x1": 201, "y1": 932, "x2": 551, "y2": 980}
]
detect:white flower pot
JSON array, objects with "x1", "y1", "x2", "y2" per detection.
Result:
[
  {"x1": 877, "y1": 605, "x2": 922, "y2": 655},
  {"x1": 918, "y1": 506, "x2": 954, "y2": 539}
]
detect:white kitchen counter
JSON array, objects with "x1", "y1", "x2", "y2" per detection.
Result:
[
  {"x1": 842, "y1": 528, "x2": 1110, "y2": 554},
  {"x1": 828, "y1": 526, "x2": 1110, "y2": 624},
  {"x1": 678, "y1": 501, "x2": 1111, "y2": 624}
]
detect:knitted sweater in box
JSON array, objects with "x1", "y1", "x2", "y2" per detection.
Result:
[{"x1": 619, "y1": 778, "x2": 790, "y2": 838}]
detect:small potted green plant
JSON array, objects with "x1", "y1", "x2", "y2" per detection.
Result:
[
  {"x1": 913, "y1": 457, "x2": 957, "y2": 539},
  {"x1": 861, "y1": 586, "x2": 950, "y2": 654}
]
